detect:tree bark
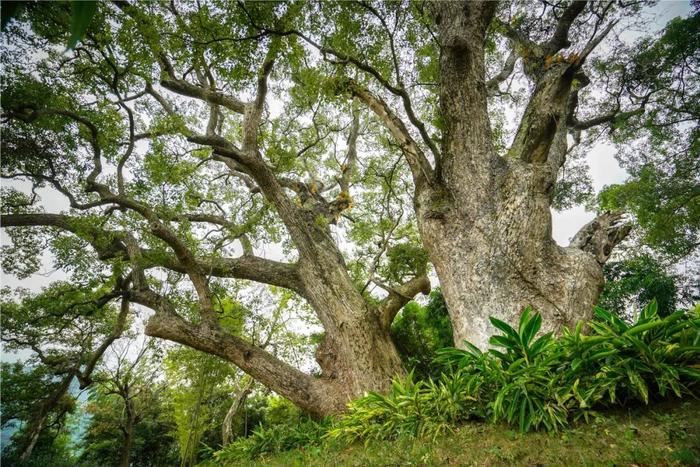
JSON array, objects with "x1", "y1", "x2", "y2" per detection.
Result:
[
  {"x1": 409, "y1": 1, "x2": 629, "y2": 349},
  {"x1": 222, "y1": 379, "x2": 254, "y2": 446},
  {"x1": 119, "y1": 411, "x2": 135, "y2": 467},
  {"x1": 18, "y1": 375, "x2": 73, "y2": 462}
]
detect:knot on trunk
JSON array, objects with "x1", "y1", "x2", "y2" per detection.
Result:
[
  {"x1": 314, "y1": 334, "x2": 338, "y2": 380},
  {"x1": 570, "y1": 211, "x2": 632, "y2": 265}
]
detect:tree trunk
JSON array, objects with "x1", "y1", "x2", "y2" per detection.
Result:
[
  {"x1": 119, "y1": 413, "x2": 135, "y2": 467},
  {"x1": 143, "y1": 232, "x2": 410, "y2": 418},
  {"x1": 18, "y1": 375, "x2": 73, "y2": 462},
  {"x1": 417, "y1": 172, "x2": 605, "y2": 349},
  {"x1": 222, "y1": 379, "x2": 254, "y2": 446},
  {"x1": 414, "y1": 1, "x2": 628, "y2": 349}
]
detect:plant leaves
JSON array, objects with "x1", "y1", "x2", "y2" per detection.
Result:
[{"x1": 67, "y1": 0, "x2": 98, "y2": 50}]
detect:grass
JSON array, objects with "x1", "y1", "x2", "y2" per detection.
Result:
[{"x1": 239, "y1": 399, "x2": 700, "y2": 466}]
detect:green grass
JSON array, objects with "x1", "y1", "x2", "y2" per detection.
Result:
[{"x1": 239, "y1": 399, "x2": 700, "y2": 466}]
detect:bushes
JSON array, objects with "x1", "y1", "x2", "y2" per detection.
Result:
[
  {"x1": 331, "y1": 301, "x2": 699, "y2": 442},
  {"x1": 391, "y1": 289, "x2": 453, "y2": 379},
  {"x1": 211, "y1": 418, "x2": 331, "y2": 464},
  {"x1": 211, "y1": 302, "x2": 699, "y2": 462}
]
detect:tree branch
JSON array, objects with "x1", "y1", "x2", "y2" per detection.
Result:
[
  {"x1": 569, "y1": 211, "x2": 632, "y2": 265},
  {"x1": 377, "y1": 275, "x2": 431, "y2": 329},
  {"x1": 349, "y1": 82, "x2": 434, "y2": 189},
  {"x1": 133, "y1": 288, "x2": 337, "y2": 417},
  {"x1": 1, "y1": 213, "x2": 305, "y2": 294}
]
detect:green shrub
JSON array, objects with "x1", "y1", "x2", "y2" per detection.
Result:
[
  {"x1": 391, "y1": 289, "x2": 453, "y2": 379},
  {"x1": 211, "y1": 417, "x2": 331, "y2": 463},
  {"x1": 331, "y1": 301, "x2": 700, "y2": 443}
]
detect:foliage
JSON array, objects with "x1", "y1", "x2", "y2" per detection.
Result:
[
  {"x1": 78, "y1": 383, "x2": 179, "y2": 467},
  {"x1": 390, "y1": 290, "x2": 453, "y2": 379},
  {"x1": 0, "y1": 363, "x2": 75, "y2": 431},
  {"x1": 210, "y1": 418, "x2": 331, "y2": 465},
  {"x1": 1, "y1": 427, "x2": 76, "y2": 467},
  {"x1": 595, "y1": 12, "x2": 700, "y2": 260},
  {"x1": 329, "y1": 302, "x2": 700, "y2": 442},
  {"x1": 163, "y1": 346, "x2": 238, "y2": 466},
  {"x1": 600, "y1": 253, "x2": 679, "y2": 318},
  {"x1": 228, "y1": 401, "x2": 700, "y2": 467},
  {"x1": 205, "y1": 395, "x2": 328, "y2": 464},
  {"x1": 207, "y1": 302, "x2": 699, "y2": 462}
]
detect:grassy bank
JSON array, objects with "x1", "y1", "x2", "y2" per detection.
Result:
[{"x1": 244, "y1": 400, "x2": 700, "y2": 466}]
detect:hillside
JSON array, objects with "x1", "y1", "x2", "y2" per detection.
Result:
[{"x1": 250, "y1": 400, "x2": 700, "y2": 466}]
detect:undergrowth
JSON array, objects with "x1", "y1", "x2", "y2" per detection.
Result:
[{"x1": 210, "y1": 302, "x2": 700, "y2": 464}]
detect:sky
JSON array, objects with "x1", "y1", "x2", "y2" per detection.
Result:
[{"x1": 551, "y1": 0, "x2": 692, "y2": 244}]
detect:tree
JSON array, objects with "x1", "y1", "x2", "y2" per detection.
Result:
[
  {"x1": 89, "y1": 338, "x2": 164, "y2": 467},
  {"x1": 0, "y1": 363, "x2": 77, "y2": 466},
  {"x1": 0, "y1": 282, "x2": 131, "y2": 461},
  {"x1": 164, "y1": 347, "x2": 238, "y2": 467},
  {"x1": 1, "y1": 1, "x2": 697, "y2": 416},
  {"x1": 391, "y1": 289, "x2": 452, "y2": 379},
  {"x1": 79, "y1": 364, "x2": 179, "y2": 467}
]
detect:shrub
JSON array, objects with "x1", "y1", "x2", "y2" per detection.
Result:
[
  {"x1": 331, "y1": 301, "x2": 700, "y2": 442},
  {"x1": 391, "y1": 289, "x2": 453, "y2": 379},
  {"x1": 211, "y1": 418, "x2": 330, "y2": 463}
]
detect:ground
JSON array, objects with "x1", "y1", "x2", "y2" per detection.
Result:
[{"x1": 245, "y1": 399, "x2": 700, "y2": 466}]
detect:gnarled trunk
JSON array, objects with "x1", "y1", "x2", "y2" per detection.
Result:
[
  {"x1": 417, "y1": 163, "x2": 606, "y2": 349},
  {"x1": 412, "y1": 1, "x2": 629, "y2": 349}
]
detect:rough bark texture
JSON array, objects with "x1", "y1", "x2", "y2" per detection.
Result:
[{"x1": 399, "y1": 1, "x2": 629, "y2": 349}]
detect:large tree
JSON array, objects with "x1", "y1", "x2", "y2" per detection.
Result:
[{"x1": 2, "y1": 1, "x2": 697, "y2": 417}]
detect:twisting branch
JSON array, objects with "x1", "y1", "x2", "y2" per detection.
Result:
[
  {"x1": 129, "y1": 286, "x2": 333, "y2": 417},
  {"x1": 487, "y1": 48, "x2": 518, "y2": 93},
  {"x1": 377, "y1": 275, "x2": 431, "y2": 329},
  {"x1": 569, "y1": 211, "x2": 632, "y2": 265},
  {"x1": 338, "y1": 107, "x2": 360, "y2": 195},
  {"x1": 349, "y1": 82, "x2": 434, "y2": 189},
  {"x1": 544, "y1": 1, "x2": 589, "y2": 55},
  {"x1": 1, "y1": 213, "x2": 305, "y2": 294}
]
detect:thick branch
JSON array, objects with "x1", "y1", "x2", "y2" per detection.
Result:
[
  {"x1": 141, "y1": 249, "x2": 304, "y2": 294},
  {"x1": 377, "y1": 275, "x2": 431, "y2": 329},
  {"x1": 487, "y1": 48, "x2": 518, "y2": 93},
  {"x1": 545, "y1": 1, "x2": 589, "y2": 55},
  {"x1": 135, "y1": 289, "x2": 337, "y2": 417},
  {"x1": 569, "y1": 211, "x2": 632, "y2": 265},
  {"x1": 1, "y1": 213, "x2": 305, "y2": 294},
  {"x1": 159, "y1": 78, "x2": 246, "y2": 114}
]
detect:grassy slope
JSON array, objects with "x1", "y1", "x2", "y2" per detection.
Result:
[{"x1": 248, "y1": 400, "x2": 700, "y2": 466}]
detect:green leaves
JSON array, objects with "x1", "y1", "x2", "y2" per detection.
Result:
[
  {"x1": 488, "y1": 307, "x2": 554, "y2": 365},
  {"x1": 348, "y1": 301, "x2": 700, "y2": 440},
  {"x1": 66, "y1": 1, "x2": 97, "y2": 50}
]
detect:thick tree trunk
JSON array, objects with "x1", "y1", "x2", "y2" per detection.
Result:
[
  {"x1": 417, "y1": 1, "x2": 628, "y2": 350},
  {"x1": 417, "y1": 167, "x2": 605, "y2": 349}
]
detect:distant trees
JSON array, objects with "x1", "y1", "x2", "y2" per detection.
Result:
[{"x1": 0, "y1": 282, "x2": 130, "y2": 461}]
